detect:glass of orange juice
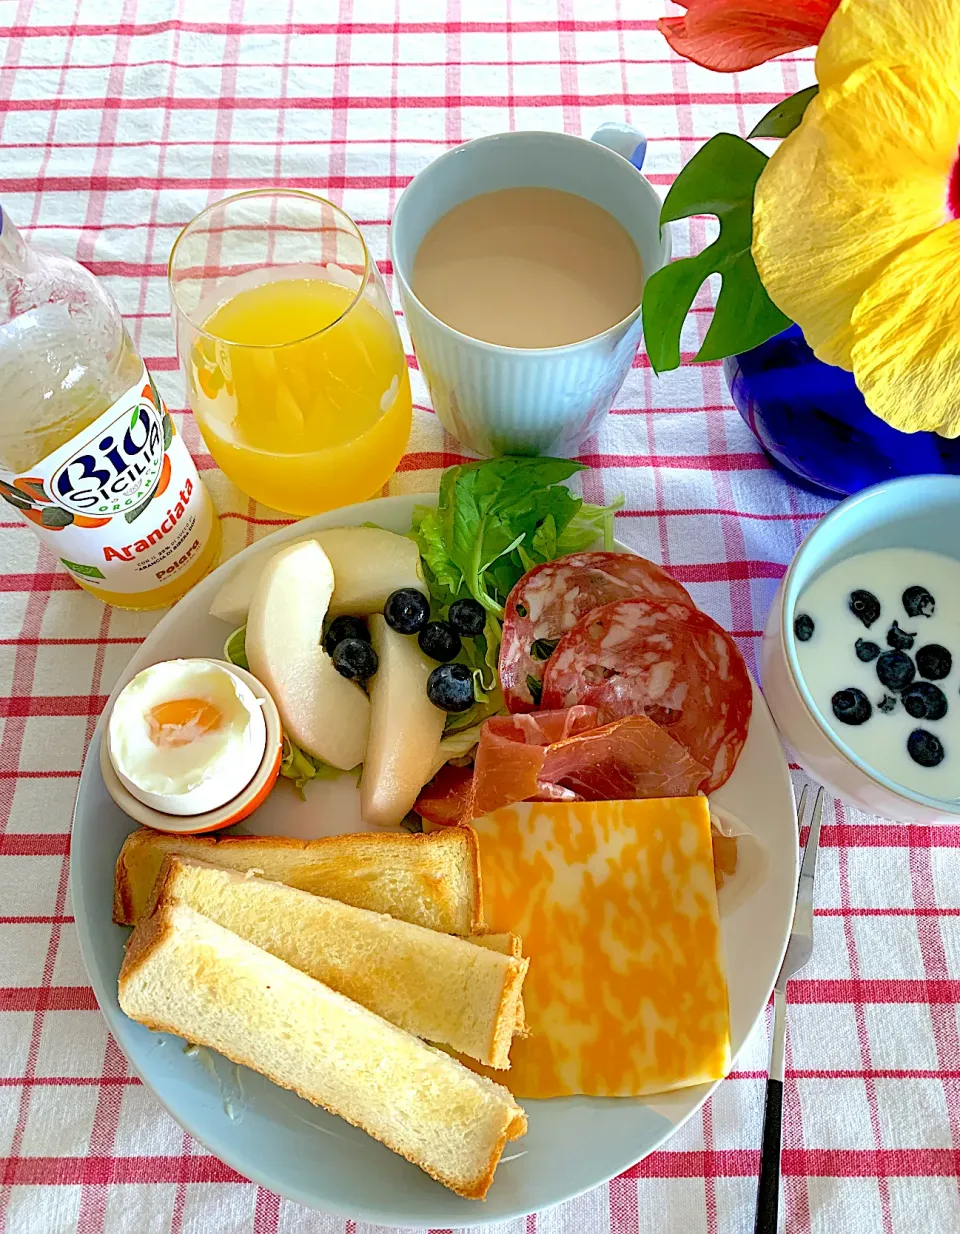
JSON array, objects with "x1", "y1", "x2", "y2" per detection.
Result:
[{"x1": 168, "y1": 190, "x2": 412, "y2": 516}]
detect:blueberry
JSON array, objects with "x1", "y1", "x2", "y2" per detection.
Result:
[
  {"x1": 794, "y1": 613, "x2": 815, "y2": 642},
  {"x1": 876, "y1": 649, "x2": 916, "y2": 692},
  {"x1": 902, "y1": 682, "x2": 948, "y2": 721},
  {"x1": 849, "y1": 589, "x2": 881, "y2": 628},
  {"x1": 916, "y1": 644, "x2": 952, "y2": 681},
  {"x1": 856, "y1": 639, "x2": 881, "y2": 662},
  {"x1": 877, "y1": 694, "x2": 898, "y2": 714},
  {"x1": 886, "y1": 621, "x2": 916, "y2": 651},
  {"x1": 447, "y1": 598, "x2": 486, "y2": 637},
  {"x1": 323, "y1": 615, "x2": 370, "y2": 657},
  {"x1": 907, "y1": 728, "x2": 944, "y2": 768},
  {"x1": 903, "y1": 585, "x2": 935, "y2": 618},
  {"x1": 383, "y1": 588, "x2": 430, "y2": 635},
  {"x1": 832, "y1": 687, "x2": 872, "y2": 726},
  {"x1": 418, "y1": 620, "x2": 462, "y2": 662},
  {"x1": 332, "y1": 638, "x2": 379, "y2": 682},
  {"x1": 426, "y1": 662, "x2": 474, "y2": 713}
]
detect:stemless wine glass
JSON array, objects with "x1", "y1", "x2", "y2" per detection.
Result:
[{"x1": 169, "y1": 190, "x2": 412, "y2": 516}]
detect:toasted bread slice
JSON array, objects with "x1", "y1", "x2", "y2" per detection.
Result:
[
  {"x1": 152, "y1": 856, "x2": 526, "y2": 1068},
  {"x1": 113, "y1": 826, "x2": 482, "y2": 934},
  {"x1": 470, "y1": 932, "x2": 521, "y2": 956},
  {"x1": 118, "y1": 902, "x2": 526, "y2": 1199},
  {"x1": 469, "y1": 933, "x2": 527, "y2": 1035}
]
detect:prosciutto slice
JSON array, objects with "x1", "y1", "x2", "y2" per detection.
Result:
[
  {"x1": 538, "y1": 715, "x2": 710, "y2": 803},
  {"x1": 469, "y1": 707, "x2": 599, "y2": 816},
  {"x1": 415, "y1": 706, "x2": 710, "y2": 824},
  {"x1": 413, "y1": 762, "x2": 473, "y2": 826}
]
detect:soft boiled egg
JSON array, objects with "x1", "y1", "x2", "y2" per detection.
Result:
[{"x1": 107, "y1": 659, "x2": 267, "y2": 816}]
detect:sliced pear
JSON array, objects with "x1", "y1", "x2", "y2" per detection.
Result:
[
  {"x1": 245, "y1": 540, "x2": 369, "y2": 771},
  {"x1": 209, "y1": 526, "x2": 424, "y2": 626},
  {"x1": 209, "y1": 542, "x2": 301, "y2": 627},
  {"x1": 360, "y1": 614, "x2": 446, "y2": 828},
  {"x1": 316, "y1": 527, "x2": 425, "y2": 616}
]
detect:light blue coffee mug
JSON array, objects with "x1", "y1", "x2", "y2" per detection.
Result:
[{"x1": 390, "y1": 125, "x2": 670, "y2": 457}]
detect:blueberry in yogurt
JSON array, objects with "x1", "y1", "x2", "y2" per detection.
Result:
[
  {"x1": 796, "y1": 548, "x2": 960, "y2": 795},
  {"x1": 901, "y1": 682, "x2": 948, "y2": 722},
  {"x1": 916, "y1": 644, "x2": 952, "y2": 681},
  {"x1": 886, "y1": 621, "x2": 916, "y2": 651},
  {"x1": 794, "y1": 613, "x2": 815, "y2": 642},
  {"x1": 832, "y1": 688, "x2": 872, "y2": 726},
  {"x1": 876, "y1": 650, "x2": 916, "y2": 692},
  {"x1": 903, "y1": 586, "x2": 935, "y2": 618},
  {"x1": 907, "y1": 728, "x2": 944, "y2": 767},
  {"x1": 849, "y1": 589, "x2": 881, "y2": 628}
]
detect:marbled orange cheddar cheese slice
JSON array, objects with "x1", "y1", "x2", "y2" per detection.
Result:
[{"x1": 471, "y1": 798, "x2": 731, "y2": 1097}]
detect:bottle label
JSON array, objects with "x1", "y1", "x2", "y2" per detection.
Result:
[{"x1": 0, "y1": 363, "x2": 215, "y2": 595}]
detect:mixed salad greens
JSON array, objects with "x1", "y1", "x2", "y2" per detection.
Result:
[
  {"x1": 411, "y1": 456, "x2": 621, "y2": 732},
  {"x1": 224, "y1": 456, "x2": 622, "y2": 789},
  {"x1": 412, "y1": 457, "x2": 620, "y2": 619}
]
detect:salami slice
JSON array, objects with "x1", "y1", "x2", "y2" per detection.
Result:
[
  {"x1": 499, "y1": 552, "x2": 692, "y2": 714},
  {"x1": 540, "y1": 597, "x2": 752, "y2": 791}
]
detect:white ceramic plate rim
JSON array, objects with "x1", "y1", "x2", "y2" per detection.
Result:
[{"x1": 70, "y1": 493, "x2": 799, "y2": 1227}]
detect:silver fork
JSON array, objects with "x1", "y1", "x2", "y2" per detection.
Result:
[{"x1": 754, "y1": 784, "x2": 825, "y2": 1234}]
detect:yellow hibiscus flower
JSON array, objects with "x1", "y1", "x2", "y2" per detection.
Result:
[{"x1": 752, "y1": 0, "x2": 960, "y2": 436}]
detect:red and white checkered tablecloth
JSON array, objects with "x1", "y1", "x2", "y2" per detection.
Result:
[{"x1": 2, "y1": 2, "x2": 959, "y2": 1231}]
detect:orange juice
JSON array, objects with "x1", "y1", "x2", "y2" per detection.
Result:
[{"x1": 189, "y1": 279, "x2": 412, "y2": 515}]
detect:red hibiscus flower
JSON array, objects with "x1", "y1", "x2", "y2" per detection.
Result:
[{"x1": 658, "y1": 0, "x2": 840, "y2": 71}]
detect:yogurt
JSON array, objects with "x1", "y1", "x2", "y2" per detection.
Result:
[{"x1": 794, "y1": 548, "x2": 960, "y2": 798}]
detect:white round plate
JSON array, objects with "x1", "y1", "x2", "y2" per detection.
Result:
[{"x1": 71, "y1": 494, "x2": 799, "y2": 1227}]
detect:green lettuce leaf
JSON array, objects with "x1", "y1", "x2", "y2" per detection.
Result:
[
  {"x1": 409, "y1": 505, "x2": 463, "y2": 609},
  {"x1": 442, "y1": 610, "x2": 505, "y2": 734},
  {"x1": 555, "y1": 494, "x2": 624, "y2": 555},
  {"x1": 410, "y1": 458, "x2": 624, "y2": 715},
  {"x1": 223, "y1": 626, "x2": 249, "y2": 670},
  {"x1": 430, "y1": 720, "x2": 487, "y2": 777},
  {"x1": 436, "y1": 457, "x2": 586, "y2": 617},
  {"x1": 280, "y1": 736, "x2": 350, "y2": 798}
]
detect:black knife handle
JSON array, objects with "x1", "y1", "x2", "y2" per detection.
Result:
[{"x1": 754, "y1": 1077, "x2": 783, "y2": 1234}]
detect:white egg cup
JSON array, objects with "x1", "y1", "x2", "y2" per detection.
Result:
[
  {"x1": 100, "y1": 661, "x2": 283, "y2": 835},
  {"x1": 761, "y1": 475, "x2": 960, "y2": 823}
]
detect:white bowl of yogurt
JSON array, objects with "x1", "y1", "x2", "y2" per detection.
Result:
[{"x1": 762, "y1": 475, "x2": 960, "y2": 823}]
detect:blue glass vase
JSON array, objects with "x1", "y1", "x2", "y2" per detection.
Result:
[{"x1": 723, "y1": 324, "x2": 960, "y2": 497}]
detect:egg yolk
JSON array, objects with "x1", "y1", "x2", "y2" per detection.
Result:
[{"x1": 147, "y1": 698, "x2": 223, "y2": 748}]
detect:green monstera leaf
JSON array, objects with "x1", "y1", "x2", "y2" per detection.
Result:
[
  {"x1": 641, "y1": 133, "x2": 791, "y2": 373},
  {"x1": 749, "y1": 85, "x2": 818, "y2": 139}
]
